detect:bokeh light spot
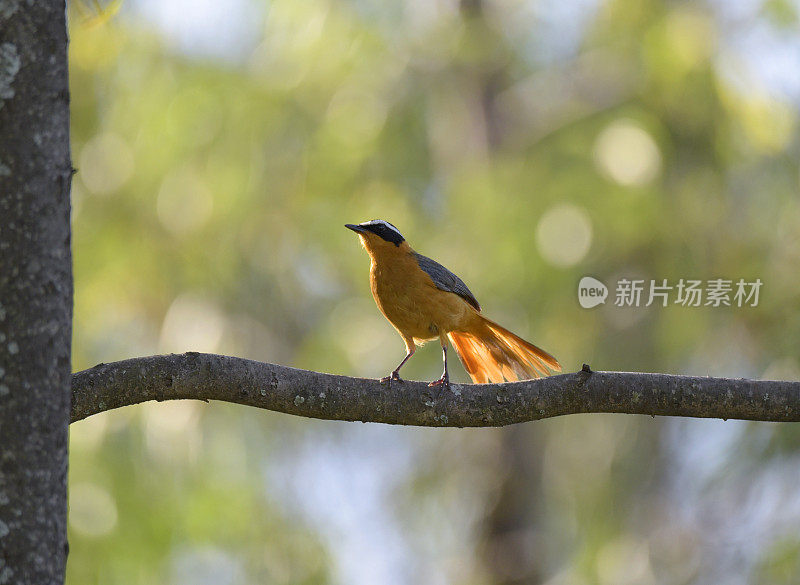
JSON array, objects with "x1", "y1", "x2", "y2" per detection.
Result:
[
  {"x1": 536, "y1": 204, "x2": 593, "y2": 267},
  {"x1": 143, "y1": 401, "x2": 201, "y2": 464},
  {"x1": 593, "y1": 120, "x2": 662, "y2": 187},
  {"x1": 69, "y1": 482, "x2": 119, "y2": 538},
  {"x1": 69, "y1": 411, "x2": 110, "y2": 452},
  {"x1": 79, "y1": 132, "x2": 135, "y2": 195},
  {"x1": 159, "y1": 295, "x2": 226, "y2": 353}
]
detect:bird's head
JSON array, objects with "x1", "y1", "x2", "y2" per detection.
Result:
[{"x1": 345, "y1": 220, "x2": 407, "y2": 254}]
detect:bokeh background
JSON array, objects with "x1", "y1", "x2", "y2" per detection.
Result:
[{"x1": 67, "y1": 0, "x2": 800, "y2": 583}]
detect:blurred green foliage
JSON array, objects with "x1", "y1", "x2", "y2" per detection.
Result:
[{"x1": 67, "y1": 0, "x2": 800, "y2": 583}]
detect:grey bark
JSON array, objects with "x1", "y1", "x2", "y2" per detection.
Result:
[
  {"x1": 72, "y1": 354, "x2": 800, "y2": 426},
  {"x1": 0, "y1": 2, "x2": 73, "y2": 585}
]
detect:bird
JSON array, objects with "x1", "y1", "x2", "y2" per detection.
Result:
[{"x1": 345, "y1": 219, "x2": 561, "y2": 388}]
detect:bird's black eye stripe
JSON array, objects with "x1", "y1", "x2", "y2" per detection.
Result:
[{"x1": 363, "y1": 223, "x2": 404, "y2": 246}]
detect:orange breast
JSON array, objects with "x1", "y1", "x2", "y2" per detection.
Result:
[{"x1": 369, "y1": 250, "x2": 474, "y2": 344}]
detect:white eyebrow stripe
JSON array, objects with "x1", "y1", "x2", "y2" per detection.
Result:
[{"x1": 359, "y1": 219, "x2": 401, "y2": 236}]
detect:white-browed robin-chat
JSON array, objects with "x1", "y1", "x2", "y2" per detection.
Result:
[{"x1": 346, "y1": 219, "x2": 561, "y2": 388}]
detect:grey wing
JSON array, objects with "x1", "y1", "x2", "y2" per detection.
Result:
[{"x1": 413, "y1": 253, "x2": 481, "y2": 311}]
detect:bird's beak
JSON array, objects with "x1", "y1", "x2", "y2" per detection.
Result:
[{"x1": 345, "y1": 224, "x2": 367, "y2": 234}]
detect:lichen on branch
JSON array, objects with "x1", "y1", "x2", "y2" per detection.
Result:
[{"x1": 71, "y1": 353, "x2": 800, "y2": 426}]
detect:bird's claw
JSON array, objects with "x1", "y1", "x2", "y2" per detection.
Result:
[
  {"x1": 428, "y1": 374, "x2": 450, "y2": 395},
  {"x1": 380, "y1": 371, "x2": 404, "y2": 385}
]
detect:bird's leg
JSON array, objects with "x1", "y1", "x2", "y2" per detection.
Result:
[
  {"x1": 428, "y1": 343, "x2": 450, "y2": 392},
  {"x1": 381, "y1": 347, "x2": 415, "y2": 384}
]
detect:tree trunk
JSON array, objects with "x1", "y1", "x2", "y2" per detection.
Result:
[
  {"x1": 0, "y1": 1, "x2": 72, "y2": 584},
  {"x1": 479, "y1": 425, "x2": 546, "y2": 585}
]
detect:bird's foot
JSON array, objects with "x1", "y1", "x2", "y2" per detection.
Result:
[
  {"x1": 428, "y1": 373, "x2": 450, "y2": 395},
  {"x1": 380, "y1": 370, "x2": 404, "y2": 385}
]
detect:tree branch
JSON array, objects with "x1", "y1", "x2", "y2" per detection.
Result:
[{"x1": 70, "y1": 353, "x2": 800, "y2": 426}]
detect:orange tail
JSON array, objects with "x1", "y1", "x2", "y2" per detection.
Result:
[{"x1": 447, "y1": 315, "x2": 561, "y2": 383}]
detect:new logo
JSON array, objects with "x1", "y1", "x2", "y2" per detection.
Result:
[{"x1": 578, "y1": 276, "x2": 608, "y2": 308}]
